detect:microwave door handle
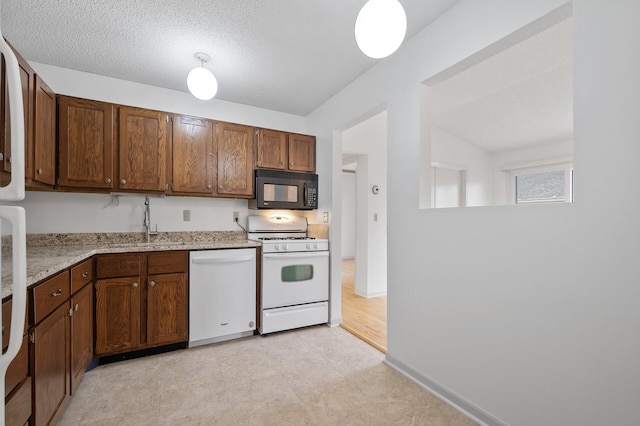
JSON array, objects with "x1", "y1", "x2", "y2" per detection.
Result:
[{"x1": 303, "y1": 183, "x2": 307, "y2": 207}]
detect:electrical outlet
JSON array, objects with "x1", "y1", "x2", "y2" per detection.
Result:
[
  {"x1": 233, "y1": 211, "x2": 239, "y2": 222},
  {"x1": 323, "y1": 212, "x2": 329, "y2": 223},
  {"x1": 183, "y1": 210, "x2": 191, "y2": 222}
]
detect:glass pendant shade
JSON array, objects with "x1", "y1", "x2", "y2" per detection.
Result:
[
  {"x1": 187, "y1": 66, "x2": 218, "y2": 100},
  {"x1": 355, "y1": 0, "x2": 407, "y2": 59}
]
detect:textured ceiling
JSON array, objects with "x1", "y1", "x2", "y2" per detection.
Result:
[
  {"x1": 2, "y1": 0, "x2": 459, "y2": 116},
  {"x1": 431, "y1": 18, "x2": 573, "y2": 152}
]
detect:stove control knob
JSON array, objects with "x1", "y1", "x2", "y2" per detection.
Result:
[
  {"x1": 283, "y1": 244, "x2": 288, "y2": 251},
  {"x1": 313, "y1": 243, "x2": 318, "y2": 249}
]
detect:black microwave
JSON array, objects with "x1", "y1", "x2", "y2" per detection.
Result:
[{"x1": 249, "y1": 169, "x2": 318, "y2": 210}]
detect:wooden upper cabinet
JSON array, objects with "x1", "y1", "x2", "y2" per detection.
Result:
[
  {"x1": 32, "y1": 75, "x2": 56, "y2": 186},
  {"x1": 257, "y1": 128, "x2": 287, "y2": 170},
  {"x1": 58, "y1": 96, "x2": 114, "y2": 189},
  {"x1": 215, "y1": 122, "x2": 254, "y2": 197},
  {"x1": 170, "y1": 115, "x2": 214, "y2": 194},
  {"x1": 118, "y1": 106, "x2": 167, "y2": 192},
  {"x1": 288, "y1": 133, "x2": 316, "y2": 172}
]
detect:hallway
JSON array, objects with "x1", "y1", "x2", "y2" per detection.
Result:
[{"x1": 340, "y1": 259, "x2": 387, "y2": 352}]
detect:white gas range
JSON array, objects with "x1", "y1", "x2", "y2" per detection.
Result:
[{"x1": 247, "y1": 215, "x2": 329, "y2": 334}]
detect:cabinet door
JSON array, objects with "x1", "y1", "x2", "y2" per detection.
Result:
[
  {"x1": 33, "y1": 75, "x2": 56, "y2": 185},
  {"x1": 215, "y1": 122, "x2": 254, "y2": 197},
  {"x1": 118, "y1": 106, "x2": 167, "y2": 192},
  {"x1": 95, "y1": 277, "x2": 140, "y2": 355},
  {"x1": 32, "y1": 303, "x2": 69, "y2": 426},
  {"x1": 171, "y1": 115, "x2": 214, "y2": 194},
  {"x1": 0, "y1": 50, "x2": 33, "y2": 176},
  {"x1": 147, "y1": 273, "x2": 187, "y2": 346},
  {"x1": 256, "y1": 129, "x2": 287, "y2": 170},
  {"x1": 58, "y1": 96, "x2": 114, "y2": 189},
  {"x1": 288, "y1": 133, "x2": 316, "y2": 172},
  {"x1": 69, "y1": 283, "x2": 93, "y2": 394}
]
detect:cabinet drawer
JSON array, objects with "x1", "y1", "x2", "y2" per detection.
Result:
[
  {"x1": 5, "y1": 376, "x2": 31, "y2": 426},
  {"x1": 71, "y1": 258, "x2": 93, "y2": 293},
  {"x1": 5, "y1": 334, "x2": 28, "y2": 398},
  {"x1": 148, "y1": 251, "x2": 187, "y2": 275},
  {"x1": 32, "y1": 271, "x2": 70, "y2": 324},
  {"x1": 96, "y1": 254, "x2": 141, "y2": 279}
]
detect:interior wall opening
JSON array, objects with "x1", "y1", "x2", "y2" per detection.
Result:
[{"x1": 420, "y1": 14, "x2": 574, "y2": 208}]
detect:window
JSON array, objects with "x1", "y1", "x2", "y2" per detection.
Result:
[{"x1": 507, "y1": 162, "x2": 573, "y2": 204}]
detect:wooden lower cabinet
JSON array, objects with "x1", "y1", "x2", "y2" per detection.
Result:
[
  {"x1": 95, "y1": 251, "x2": 188, "y2": 356},
  {"x1": 95, "y1": 276, "x2": 140, "y2": 355},
  {"x1": 147, "y1": 273, "x2": 187, "y2": 345},
  {"x1": 69, "y1": 283, "x2": 93, "y2": 395},
  {"x1": 31, "y1": 302, "x2": 69, "y2": 426}
]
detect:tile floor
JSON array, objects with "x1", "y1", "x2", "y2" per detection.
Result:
[{"x1": 58, "y1": 326, "x2": 476, "y2": 425}]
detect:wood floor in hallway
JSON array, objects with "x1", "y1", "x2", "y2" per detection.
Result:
[{"x1": 340, "y1": 259, "x2": 387, "y2": 352}]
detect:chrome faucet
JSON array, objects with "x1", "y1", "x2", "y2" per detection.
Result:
[{"x1": 144, "y1": 196, "x2": 158, "y2": 243}]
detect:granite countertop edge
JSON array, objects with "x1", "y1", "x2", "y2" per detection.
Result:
[{"x1": 2, "y1": 240, "x2": 261, "y2": 300}]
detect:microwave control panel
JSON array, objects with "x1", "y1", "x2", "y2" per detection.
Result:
[{"x1": 306, "y1": 185, "x2": 318, "y2": 207}]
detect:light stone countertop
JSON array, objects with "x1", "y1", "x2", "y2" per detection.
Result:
[{"x1": 1, "y1": 235, "x2": 261, "y2": 300}]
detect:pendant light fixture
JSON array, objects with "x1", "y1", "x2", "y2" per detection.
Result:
[
  {"x1": 187, "y1": 52, "x2": 218, "y2": 100},
  {"x1": 355, "y1": 0, "x2": 407, "y2": 59}
]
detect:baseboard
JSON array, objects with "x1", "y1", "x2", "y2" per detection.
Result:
[
  {"x1": 355, "y1": 289, "x2": 387, "y2": 298},
  {"x1": 384, "y1": 354, "x2": 509, "y2": 426}
]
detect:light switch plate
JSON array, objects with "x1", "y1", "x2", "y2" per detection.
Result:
[{"x1": 183, "y1": 210, "x2": 191, "y2": 222}]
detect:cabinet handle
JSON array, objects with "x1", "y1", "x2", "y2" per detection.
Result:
[
  {"x1": 280, "y1": 162, "x2": 285, "y2": 165},
  {"x1": 37, "y1": 168, "x2": 43, "y2": 174},
  {"x1": 75, "y1": 303, "x2": 79, "y2": 311},
  {"x1": 132, "y1": 282, "x2": 138, "y2": 288},
  {"x1": 51, "y1": 289, "x2": 63, "y2": 297},
  {"x1": 290, "y1": 162, "x2": 294, "y2": 166},
  {"x1": 149, "y1": 281, "x2": 155, "y2": 287},
  {"x1": 7, "y1": 157, "x2": 11, "y2": 163},
  {"x1": 207, "y1": 184, "x2": 212, "y2": 189},
  {"x1": 120, "y1": 178, "x2": 127, "y2": 185},
  {"x1": 81, "y1": 272, "x2": 89, "y2": 278},
  {"x1": 104, "y1": 178, "x2": 112, "y2": 184}
]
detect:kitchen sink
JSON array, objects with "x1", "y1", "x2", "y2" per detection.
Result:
[{"x1": 109, "y1": 241, "x2": 186, "y2": 248}]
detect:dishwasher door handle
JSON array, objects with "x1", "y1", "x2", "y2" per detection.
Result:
[{"x1": 191, "y1": 255, "x2": 255, "y2": 264}]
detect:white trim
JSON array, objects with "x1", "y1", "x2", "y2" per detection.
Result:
[
  {"x1": 355, "y1": 289, "x2": 387, "y2": 298},
  {"x1": 384, "y1": 355, "x2": 510, "y2": 426},
  {"x1": 500, "y1": 156, "x2": 573, "y2": 172}
]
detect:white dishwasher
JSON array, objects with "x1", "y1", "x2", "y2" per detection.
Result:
[{"x1": 189, "y1": 248, "x2": 256, "y2": 347}]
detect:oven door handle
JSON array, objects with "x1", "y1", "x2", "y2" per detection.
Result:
[
  {"x1": 191, "y1": 255, "x2": 255, "y2": 264},
  {"x1": 263, "y1": 252, "x2": 329, "y2": 259}
]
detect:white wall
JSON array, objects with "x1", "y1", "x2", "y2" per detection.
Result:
[
  {"x1": 13, "y1": 63, "x2": 310, "y2": 234},
  {"x1": 340, "y1": 171, "x2": 356, "y2": 258},
  {"x1": 342, "y1": 114, "x2": 387, "y2": 298},
  {"x1": 308, "y1": 1, "x2": 640, "y2": 425},
  {"x1": 431, "y1": 126, "x2": 494, "y2": 206}
]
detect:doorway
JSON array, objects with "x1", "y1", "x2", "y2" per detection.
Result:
[{"x1": 339, "y1": 111, "x2": 388, "y2": 352}]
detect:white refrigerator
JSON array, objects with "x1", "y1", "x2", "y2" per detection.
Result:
[{"x1": 0, "y1": 1, "x2": 28, "y2": 425}]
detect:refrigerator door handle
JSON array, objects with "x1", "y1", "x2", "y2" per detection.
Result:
[
  {"x1": 0, "y1": 36, "x2": 25, "y2": 201},
  {"x1": 0, "y1": 207, "x2": 27, "y2": 403}
]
